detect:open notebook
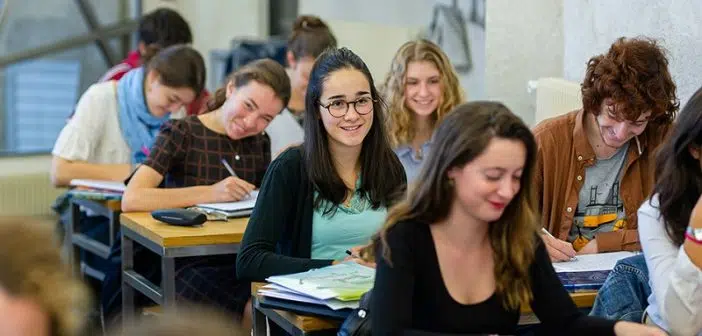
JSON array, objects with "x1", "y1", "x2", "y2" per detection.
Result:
[{"x1": 195, "y1": 190, "x2": 259, "y2": 217}]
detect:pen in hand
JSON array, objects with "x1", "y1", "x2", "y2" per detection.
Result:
[
  {"x1": 345, "y1": 249, "x2": 361, "y2": 259},
  {"x1": 220, "y1": 158, "x2": 238, "y2": 178},
  {"x1": 541, "y1": 228, "x2": 578, "y2": 261},
  {"x1": 220, "y1": 158, "x2": 251, "y2": 198}
]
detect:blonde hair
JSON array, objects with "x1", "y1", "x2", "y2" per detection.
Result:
[
  {"x1": 111, "y1": 304, "x2": 247, "y2": 336},
  {"x1": 0, "y1": 217, "x2": 92, "y2": 336},
  {"x1": 382, "y1": 39, "x2": 465, "y2": 148},
  {"x1": 375, "y1": 102, "x2": 539, "y2": 310}
]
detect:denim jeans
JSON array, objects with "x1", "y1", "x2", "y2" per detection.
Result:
[{"x1": 589, "y1": 254, "x2": 651, "y2": 322}]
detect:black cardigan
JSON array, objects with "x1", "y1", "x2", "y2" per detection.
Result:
[{"x1": 236, "y1": 146, "x2": 406, "y2": 281}]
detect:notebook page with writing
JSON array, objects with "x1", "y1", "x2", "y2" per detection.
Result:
[
  {"x1": 552, "y1": 251, "x2": 637, "y2": 273},
  {"x1": 196, "y1": 190, "x2": 259, "y2": 211}
]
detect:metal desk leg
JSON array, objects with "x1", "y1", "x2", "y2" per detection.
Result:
[
  {"x1": 161, "y1": 257, "x2": 176, "y2": 310},
  {"x1": 252, "y1": 298, "x2": 267, "y2": 336},
  {"x1": 121, "y1": 233, "x2": 135, "y2": 326},
  {"x1": 67, "y1": 201, "x2": 82, "y2": 275}
]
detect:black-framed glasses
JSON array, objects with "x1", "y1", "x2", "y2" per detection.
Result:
[{"x1": 320, "y1": 96, "x2": 376, "y2": 118}]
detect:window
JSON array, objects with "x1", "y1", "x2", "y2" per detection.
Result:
[{"x1": 0, "y1": 0, "x2": 131, "y2": 155}]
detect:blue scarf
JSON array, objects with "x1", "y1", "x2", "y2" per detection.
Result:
[{"x1": 117, "y1": 67, "x2": 170, "y2": 164}]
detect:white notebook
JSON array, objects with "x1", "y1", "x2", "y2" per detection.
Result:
[
  {"x1": 552, "y1": 251, "x2": 638, "y2": 273},
  {"x1": 196, "y1": 190, "x2": 259, "y2": 212},
  {"x1": 69, "y1": 179, "x2": 126, "y2": 193}
]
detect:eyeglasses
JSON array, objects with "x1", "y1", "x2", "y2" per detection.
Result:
[{"x1": 320, "y1": 96, "x2": 376, "y2": 118}]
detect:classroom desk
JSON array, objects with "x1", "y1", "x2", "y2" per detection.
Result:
[
  {"x1": 251, "y1": 282, "x2": 597, "y2": 335},
  {"x1": 251, "y1": 283, "x2": 340, "y2": 336},
  {"x1": 120, "y1": 212, "x2": 248, "y2": 326},
  {"x1": 66, "y1": 196, "x2": 121, "y2": 279}
]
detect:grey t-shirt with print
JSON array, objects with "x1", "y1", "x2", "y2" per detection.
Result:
[{"x1": 569, "y1": 143, "x2": 629, "y2": 243}]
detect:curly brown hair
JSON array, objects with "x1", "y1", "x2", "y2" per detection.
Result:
[{"x1": 581, "y1": 36, "x2": 679, "y2": 125}]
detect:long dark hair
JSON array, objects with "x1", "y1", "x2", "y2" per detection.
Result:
[
  {"x1": 303, "y1": 47, "x2": 405, "y2": 214},
  {"x1": 652, "y1": 86, "x2": 702, "y2": 246},
  {"x1": 379, "y1": 101, "x2": 539, "y2": 310}
]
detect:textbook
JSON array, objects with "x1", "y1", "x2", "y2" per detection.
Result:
[
  {"x1": 195, "y1": 190, "x2": 258, "y2": 217},
  {"x1": 557, "y1": 270, "x2": 611, "y2": 292},
  {"x1": 260, "y1": 262, "x2": 374, "y2": 310}
]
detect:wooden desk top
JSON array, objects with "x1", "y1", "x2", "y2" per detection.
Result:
[{"x1": 120, "y1": 212, "x2": 248, "y2": 247}]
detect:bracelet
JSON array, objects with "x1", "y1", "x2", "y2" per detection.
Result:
[{"x1": 685, "y1": 226, "x2": 702, "y2": 245}]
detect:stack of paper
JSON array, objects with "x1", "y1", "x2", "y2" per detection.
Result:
[
  {"x1": 195, "y1": 190, "x2": 259, "y2": 217},
  {"x1": 68, "y1": 179, "x2": 126, "y2": 200},
  {"x1": 70, "y1": 179, "x2": 126, "y2": 193},
  {"x1": 260, "y1": 262, "x2": 374, "y2": 310}
]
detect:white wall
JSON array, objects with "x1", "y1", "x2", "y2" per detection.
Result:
[
  {"x1": 142, "y1": 0, "x2": 269, "y2": 73},
  {"x1": 299, "y1": 0, "x2": 485, "y2": 100},
  {"x1": 484, "y1": 0, "x2": 564, "y2": 126},
  {"x1": 563, "y1": 0, "x2": 702, "y2": 108}
]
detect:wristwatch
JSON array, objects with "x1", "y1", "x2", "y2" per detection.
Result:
[{"x1": 685, "y1": 226, "x2": 702, "y2": 244}]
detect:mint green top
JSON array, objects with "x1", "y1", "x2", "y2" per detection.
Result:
[{"x1": 311, "y1": 181, "x2": 387, "y2": 260}]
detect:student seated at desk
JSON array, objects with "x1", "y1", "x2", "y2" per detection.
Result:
[
  {"x1": 51, "y1": 45, "x2": 206, "y2": 187},
  {"x1": 532, "y1": 37, "x2": 678, "y2": 322},
  {"x1": 382, "y1": 39, "x2": 465, "y2": 183},
  {"x1": 533, "y1": 36, "x2": 677, "y2": 260},
  {"x1": 265, "y1": 15, "x2": 337, "y2": 158},
  {"x1": 109, "y1": 59, "x2": 289, "y2": 329},
  {"x1": 370, "y1": 101, "x2": 664, "y2": 336},
  {"x1": 50, "y1": 45, "x2": 206, "y2": 297},
  {"x1": 122, "y1": 58, "x2": 290, "y2": 211},
  {"x1": 0, "y1": 218, "x2": 91, "y2": 336},
  {"x1": 236, "y1": 47, "x2": 406, "y2": 280},
  {"x1": 638, "y1": 86, "x2": 702, "y2": 335}
]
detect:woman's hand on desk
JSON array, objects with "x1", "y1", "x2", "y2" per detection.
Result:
[
  {"x1": 210, "y1": 177, "x2": 256, "y2": 202},
  {"x1": 541, "y1": 234, "x2": 577, "y2": 262},
  {"x1": 614, "y1": 321, "x2": 668, "y2": 336},
  {"x1": 337, "y1": 246, "x2": 376, "y2": 268}
]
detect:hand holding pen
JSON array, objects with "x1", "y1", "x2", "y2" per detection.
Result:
[
  {"x1": 342, "y1": 246, "x2": 376, "y2": 268},
  {"x1": 209, "y1": 158, "x2": 255, "y2": 202},
  {"x1": 541, "y1": 228, "x2": 578, "y2": 262}
]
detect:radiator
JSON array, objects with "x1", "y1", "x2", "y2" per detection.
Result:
[
  {"x1": 0, "y1": 172, "x2": 63, "y2": 217},
  {"x1": 533, "y1": 77, "x2": 582, "y2": 124}
]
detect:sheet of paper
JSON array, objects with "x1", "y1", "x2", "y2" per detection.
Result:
[
  {"x1": 266, "y1": 262, "x2": 374, "y2": 301},
  {"x1": 552, "y1": 251, "x2": 638, "y2": 273},
  {"x1": 196, "y1": 190, "x2": 259, "y2": 211},
  {"x1": 258, "y1": 288, "x2": 359, "y2": 310},
  {"x1": 69, "y1": 179, "x2": 126, "y2": 192}
]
